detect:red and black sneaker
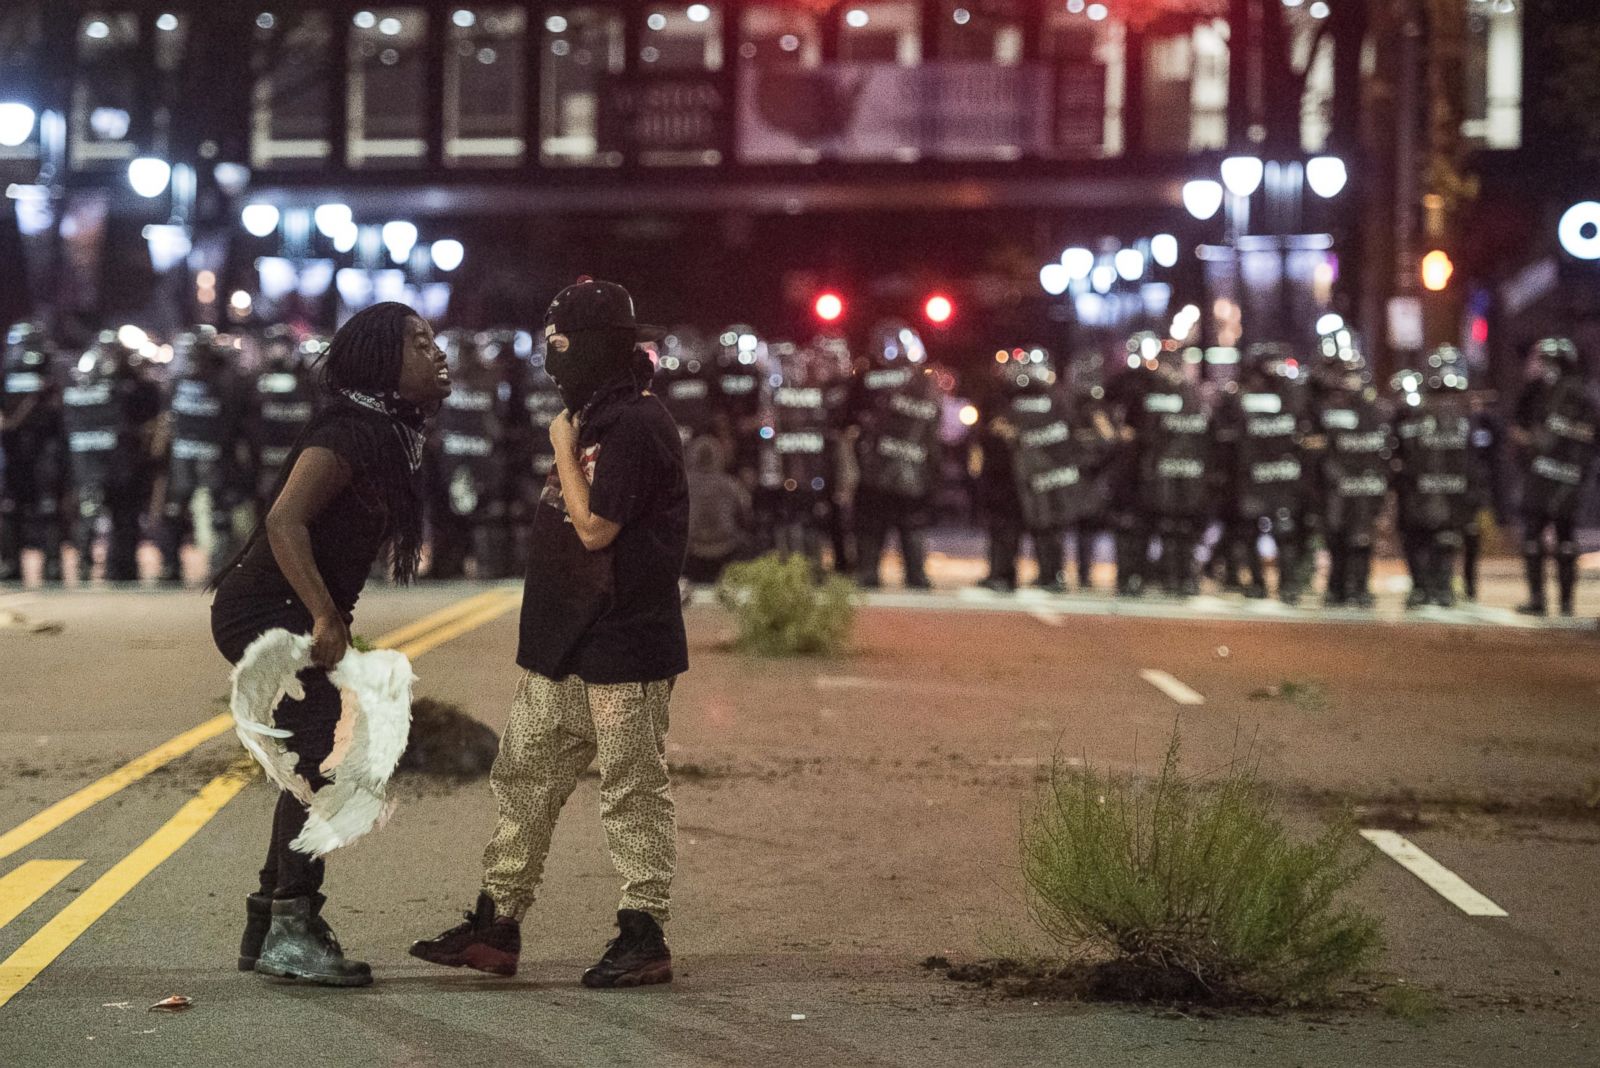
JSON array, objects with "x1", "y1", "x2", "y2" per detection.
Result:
[
  {"x1": 581, "y1": 909, "x2": 673, "y2": 989},
  {"x1": 409, "y1": 891, "x2": 521, "y2": 976}
]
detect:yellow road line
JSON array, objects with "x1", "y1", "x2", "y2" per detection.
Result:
[
  {"x1": 393, "y1": 588, "x2": 521, "y2": 660},
  {"x1": 0, "y1": 588, "x2": 515, "y2": 862},
  {"x1": 0, "y1": 764, "x2": 257, "y2": 1009},
  {"x1": 0, "y1": 862, "x2": 83, "y2": 932}
]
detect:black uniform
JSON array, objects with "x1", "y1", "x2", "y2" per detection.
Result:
[
  {"x1": 62, "y1": 337, "x2": 164, "y2": 581},
  {"x1": 1393, "y1": 379, "x2": 1474, "y2": 608},
  {"x1": 1212, "y1": 369, "x2": 1313, "y2": 603},
  {"x1": 850, "y1": 364, "x2": 942, "y2": 588},
  {"x1": 158, "y1": 331, "x2": 255, "y2": 583},
  {"x1": 0, "y1": 324, "x2": 67, "y2": 582},
  {"x1": 426, "y1": 331, "x2": 521, "y2": 579},
  {"x1": 759, "y1": 358, "x2": 833, "y2": 565},
  {"x1": 1122, "y1": 367, "x2": 1211, "y2": 596},
  {"x1": 252, "y1": 332, "x2": 320, "y2": 505},
  {"x1": 1312, "y1": 378, "x2": 1391, "y2": 607},
  {"x1": 1514, "y1": 350, "x2": 1600, "y2": 616}
]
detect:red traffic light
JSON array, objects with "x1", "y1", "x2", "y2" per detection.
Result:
[
  {"x1": 814, "y1": 291, "x2": 845, "y2": 322},
  {"x1": 924, "y1": 294, "x2": 954, "y2": 324}
]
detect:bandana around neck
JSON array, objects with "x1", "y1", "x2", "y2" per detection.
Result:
[{"x1": 337, "y1": 388, "x2": 425, "y2": 472}]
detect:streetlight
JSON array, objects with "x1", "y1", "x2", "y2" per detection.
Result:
[
  {"x1": 1114, "y1": 248, "x2": 1145, "y2": 281},
  {"x1": 1220, "y1": 156, "x2": 1264, "y2": 199},
  {"x1": 127, "y1": 157, "x2": 172, "y2": 198},
  {"x1": 813, "y1": 291, "x2": 844, "y2": 322},
  {"x1": 314, "y1": 203, "x2": 353, "y2": 239},
  {"x1": 1060, "y1": 246, "x2": 1095, "y2": 279},
  {"x1": 1557, "y1": 201, "x2": 1600, "y2": 261},
  {"x1": 1151, "y1": 233, "x2": 1180, "y2": 268},
  {"x1": 1039, "y1": 263, "x2": 1070, "y2": 296},
  {"x1": 1182, "y1": 179, "x2": 1224, "y2": 221},
  {"x1": 0, "y1": 102, "x2": 36, "y2": 148},
  {"x1": 382, "y1": 220, "x2": 418, "y2": 264},
  {"x1": 430, "y1": 239, "x2": 465, "y2": 272},
  {"x1": 241, "y1": 203, "x2": 280, "y2": 238},
  {"x1": 1305, "y1": 156, "x2": 1348, "y2": 199}
]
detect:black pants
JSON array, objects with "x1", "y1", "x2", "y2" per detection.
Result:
[
  {"x1": 212, "y1": 596, "x2": 337, "y2": 900},
  {"x1": 1073, "y1": 520, "x2": 1102, "y2": 588},
  {"x1": 854, "y1": 493, "x2": 928, "y2": 588},
  {"x1": 1225, "y1": 513, "x2": 1306, "y2": 599},
  {"x1": 74, "y1": 479, "x2": 150, "y2": 581},
  {"x1": 1523, "y1": 512, "x2": 1580, "y2": 610},
  {"x1": 1324, "y1": 528, "x2": 1375, "y2": 604},
  {"x1": 1401, "y1": 527, "x2": 1462, "y2": 606},
  {"x1": 987, "y1": 515, "x2": 1065, "y2": 588}
]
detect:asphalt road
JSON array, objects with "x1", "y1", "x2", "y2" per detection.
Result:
[{"x1": 1, "y1": 583, "x2": 1598, "y2": 1067}]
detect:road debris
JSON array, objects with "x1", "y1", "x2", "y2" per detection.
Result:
[
  {"x1": 790, "y1": 1013, "x2": 807, "y2": 1021},
  {"x1": 148, "y1": 995, "x2": 193, "y2": 1013},
  {"x1": 0, "y1": 609, "x2": 64, "y2": 635}
]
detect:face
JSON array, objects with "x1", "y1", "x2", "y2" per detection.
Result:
[{"x1": 395, "y1": 316, "x2": 451, "y2": 405}]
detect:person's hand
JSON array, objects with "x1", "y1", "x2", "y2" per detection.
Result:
[
  {"x1": 309, "y1": 614, "x2": 350, "y2": 671},
  {"x1": 550, "y1": 409, "x2": 580, "y2": 454}
]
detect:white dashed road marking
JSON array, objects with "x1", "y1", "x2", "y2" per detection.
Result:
[
  {"x1": 1359, "y1": 829, "x2": 1508, "y2": 917},
  {"x1": 1030, "y1": 610, "x2": 1065, "y2": 627},
  {"x1": 1138, "y1": 669, "x2": 1205, "y2": 706},
  {"x1": 814, "y1": 676, "x2": 996, "y2": 700}
]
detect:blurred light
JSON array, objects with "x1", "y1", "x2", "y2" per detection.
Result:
[
  {"x1": 452, "y1": 9, "x2": 476, "y2": 27},
  {"x1": 117, "y1": 325, "x2": 148, "y2": 349},
  {"x1": 157, "y1": 13, "x2": 179, "y2": 31},
  {"x1": 230, "y1": 290, "x2": 253, "y2": 313},
  {"x1": 1066, "y1": 0, "x2": 1084, "y2": 10},
  {"x1": 1558, "y1": 202, "x2": 1600, "y2": 260},
  {"x1": 1309, "y1": 1, "x2": 1329, "y2": 16},
  {"x1": 354, "y1": 11, "x2": 376, "y2": 29},
  {"x1": 142, "y1": 224, "x2": 191, "y2": 272},
  {"x1": 1471, "y1": 316, "x2": 1489, "y2": 344},
  {"x1": 1114, "y1": 248, "x2": 1145, "y2": 281},
  {"x1": 257, "y1": 256, "x2": 297, "y2": 301},
  {"x1": 924, "y1": 294, "x2": 954, "y2": 324},
  {"x1": 7, "y1": 183, "x2": 51, "y2": 237},
  {"x1": 952, "y1": 7, "x2": 971, "y2": 24},
  {"x1": 90, "y1": 107, "x2": 130, "y2": 140},
  {"x1": 959, "y1": 403, "x2": 979, "y2": 426},
  {"x1": 1315, "y1": 312, "x2": 1345, "y2": 336},
  {"x1": 332, "y1": 221, "x2": 359, "y2": 253},
  {"x1": 687, "y1": 4, "x2": 712, "y2": 22},
  {"x1": 845, "y1": 9, "x2": 870, "y2": 28},
  {"x1": 378, "y1": 16, "x2": 402, "y2": 34},
  {"x1": 545, "y1": 14, "x2": 567, "y2": 32},
  {"x1": 1221, "y1": 156, "x2": 1264, "y2": 198},
  {"x1": 814, "y1": 292, "x2": 844, "y2": 322},
  {"x1": 0, "y1": 102, "x2": 36, "y2": 147},
  {"x1": 241, "y1": 203, "x2": 280, "y2": 237},
  {"x1": 1090, "y1": 265, "x2": 1116, "y2": 293},
  {"x1": 256, "y1": 13, "x2": 276, "y2": 30},
  {"x1": 430, "y1": 238, "x2": 464, "y2": 271},
  {"x1": 1182, "y1": 179, "x2": 1224, "y2": 221},
  {"x1": 314, "y1": 203, "x2": 352, "y2": 239},
  {"x1": 1086, "y1": 3, "x2": 1108, "y2": 19},
  {"x1": 127, "y1": 157, "x2": 172, "y2": 198},
  {"x1": 1150, "y1": 234, "x2": 1179, "y2": 268},
  {"x1": 1040, "y1": 263, "x2": 1070, "y2": 296},
  {"x1": 213, "y1": 161, "x2": 251, "y2": 195},
  {"x1": 1421, "y1": 250, "x2": 1454, "y2": 291},
  {"x1": 382, "y1": 220, "x2": 418, "y2": 264},
  {"x1": 647, "y1": 12, "x2": 667, "y2": 30},
  {"x1": 1306, "y1": 156, "x2": 1348, "y2": 198},
  {"x1": 779, "y1": 34, "x2": 799, "y2": 50},
  {"x1": 86, "y1": 21, "x2": 110, "y2": 39},
  {"x1": 1060, "y1": 246, "x2": 1095, "y2": 279},
  {"x1": 737, "y1": 332, "x2": 758, "y2": 353}
]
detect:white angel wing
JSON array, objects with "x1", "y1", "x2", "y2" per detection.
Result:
[{"x1": 228, "y1": 629, "x2": 315, "y2": 803}]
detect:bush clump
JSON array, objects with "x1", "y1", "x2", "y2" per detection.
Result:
[
  {"x1": 716, "y1": 552, "x2": 856, "y2": 656},
  {"x1": 1021, "y1": 732, "x2": 1381, "y2": 1006}
]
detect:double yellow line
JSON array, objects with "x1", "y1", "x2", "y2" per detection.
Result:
[{"x1": 0, "y1": 585, "x2": 521, "y2": 1009}]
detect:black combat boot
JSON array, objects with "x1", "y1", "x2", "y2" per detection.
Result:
[
  {"x1": 1516, "y1": 552, "x2": 1547, "y2": 616},
  {"x1": 1557, "y1": 551, "x2": 1579, "y2": 618},
  {"x1": 254, "y1": 896, "x2": 372, "y2": 987},
  {"x1": 581, "y1": 909, "x2": 673, "y2": 989},
  {"x1": 238, "y1": 892, "x2": 274, "y2": 972},
  {"x1": 409, "y1": 891, "x2": 521, "y2": 976}
]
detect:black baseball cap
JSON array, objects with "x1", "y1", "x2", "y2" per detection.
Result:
[{"x1": 543, "y1": 277, "x2": 664, "y2": 342}]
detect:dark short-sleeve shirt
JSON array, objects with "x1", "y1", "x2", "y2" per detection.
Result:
[
  {"x1": 516, "y1": 390, "x2": 689, "y2": 684},
  {"x1": 213, "y1": 414, "x2": 392, "y2": 625}
]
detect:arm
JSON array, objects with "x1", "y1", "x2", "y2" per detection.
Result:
[
  {"x1": 265, "y1": 446, "x2": 352, "y2": 667},
  {"x1": 550, "y1": 411, "x2": 623, "y2": 552}
]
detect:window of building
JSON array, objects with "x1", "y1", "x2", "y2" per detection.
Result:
[
  {"x1": 938, "y1": 0, "x2": 1023, "y2": 65},
  {"x1": 71, "y1": 12, "x2": 140, "y2": 167},
  {"x1": 739, "y1": 4, "x2": 821, "y2": 67},
  {"x1": 445, "y1": 6, "x2": 526, "y2": 166},
  {"x1": 1462, "y1": 0, "x2": 1521, "y2": 149},
  {"x1": 252, "y1": 11, "x2": 333, "y2": 169},
  {"x1": 0, "y1": 5, "x2": 46, "y2": 162},
  {"x1": 1143, "y1": 19, "x2": 1228, "y2": 155},
  {"x1": 838, "y1": 2, "x2": 921, "y2": 66},
  {"x1": 1288, "y1": 9, "x2": 1333, "y2": 152},
  {"x1": 541, "y1": 7, "x2": 625, "y2": 166},
  {"x1": 1044, "y1": 9, "x2": 1124, "y2": 159},
  {"x1": 347, "y1": 7, "x2": 428, "y2": 168},
  {"x1": 641, "y1": 5, "x2": 723, "y2": 72}
]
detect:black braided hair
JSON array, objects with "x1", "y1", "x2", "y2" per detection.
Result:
[{"x1": 208, "y1": 302, "x2": 427, "y2": 590}]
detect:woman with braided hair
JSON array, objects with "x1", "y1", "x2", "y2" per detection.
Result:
[{"x1": 209, "y1": 301, "x2": 451, "y2": 986}]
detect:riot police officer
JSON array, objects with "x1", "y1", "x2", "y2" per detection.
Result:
[
  {"x1": 157, "y1": 326, "x2": 254, "y2": 583},
  {"x1": 1512, "y1": 337, "x2": 1599, "y2": 616},
  {"x1": 758, "y1": 340, "x2": 836, "y2": 566},
  {"x1": 1117, "y1": 336, "x2": 1211, "y2": 596},
  {"x1": 252, "y1": 326, "x2": 320, "y2": 505},
  {"x1": 61, "y1": 331, "x2": 164, "y2": 581},
  {"x1": 1212, "y1": 344, "x2": 1313, "y2": 603},
  {"x1": 847, "y1": 343, "x2": 942, "y2": 589},
  {"x1": 1064, "y1": 351, "x2": 1116, "y2": 590},
  {"x1": 426, "y1": 329, "x2": 519, "y2": 579},
  {"x1": 1392, "y1": 348, "x2": 1475, "y2": 608},
  {"x1": 1310, "y1": 342, "x2": 1391, "y2": 607},
  {"x1": 0, "y1": 322, "x2": 67, "y2": 582},
  {"x1": 653, "y1": 328, "x2": 718, "y2": 445}
]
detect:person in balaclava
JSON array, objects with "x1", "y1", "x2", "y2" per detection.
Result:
[{"x1": 412, "y1": 278, "x2": 689, "y2": 991}]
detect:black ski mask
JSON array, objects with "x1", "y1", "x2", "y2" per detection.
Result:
[{"x1": 544, "y1": 326, "x2": 636, "y2": 412}]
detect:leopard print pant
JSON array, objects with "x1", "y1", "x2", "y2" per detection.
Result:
[{"x1": 481, "y1": 671, "x2": 677, "y2": 924}]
